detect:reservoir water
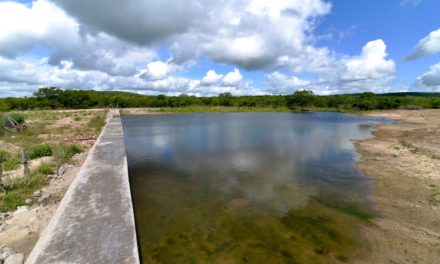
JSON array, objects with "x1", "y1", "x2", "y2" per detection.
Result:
[{"x1": 122, "y1": 112, "x2": 390, "y2": 263}]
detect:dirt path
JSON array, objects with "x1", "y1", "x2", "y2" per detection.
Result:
[{"x1": 355, "y1": 110, "x2": 440, "y2": 263}]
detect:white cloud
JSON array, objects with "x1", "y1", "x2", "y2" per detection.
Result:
[
  {"x1": 0, "y1": 0, "x2": 157, "y2": 77},
  {"x1": 414, "y1": 62, "x2": 440, "y2": 90},
  {"x1": 0, "y1": 55, "x2": 257, "y2": 97},
  {"x1": 400, "y1": 0, "x2": 422, "y2": 7},
  {"x1": 51, "y1": 0, "x2": 331, "y2": 70},
  {"x1": 223, "y1": 69, "x2": 243, "y2": 85},
  {"x1": 202, "y1": 70, "x2": 223, "y2": 85},
  {"x1": 0, "y1": 0, "x2": 79, "y2": 57},
  {"x1": 266, "y1": 72, "x2": 311, "y2": 94},
  {"x1": 51, "y1": 0, "x2": 200, "y2": 45},
  {"x1": 340, "y1": 39, "x2": 395, "y2": 88},
  {"x1": 405, "y1": 28, "x2": 440, "y2": 60},
  {"x1": 138, "y1": 60, "x2": 180, "y2": 81},
  {"x1": 264, "y1": 39, "x2": 397, "y2": 95},
  {"x1": 0, "y1": 0, "x2": 420, "y2": 97}
]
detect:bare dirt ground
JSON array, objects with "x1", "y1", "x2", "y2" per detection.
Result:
[
  {"x1": 0, "y1": 152, "x2": 87, "y2": 259},
  {"x1": 121, "y1": 108, "x2": 165, "y2": 115},
  {"x1": 355, "y1": 109, "x2": 440, "y2": 263},
  {"x1": 0, "y1": 109, "x2": 108, "y2": 263}
]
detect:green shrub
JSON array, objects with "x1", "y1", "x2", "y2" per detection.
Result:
[
  {"x1": 9, "y1": 113, "x2": 25, "y2": 124},
  {"x1": 66, "y1": 144, "x2": 83, "y2": 157},
  {"x1": 0, "y1": 113, "x2": 26, "y2": 129},
  {"x1": 53, "y1": 143, "x2": 83, "y2": 164},
  {"x1": 0, "y1": 193, "x2": 25, "y2": 211},
  {"x1": 29, "y1": 144, "x2": 53, "y2": 159},
  {"x1": 37, "y1": 163, "x2": 54, "y2": 175}
]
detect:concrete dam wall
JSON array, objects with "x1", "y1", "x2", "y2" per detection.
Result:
[{"x1": 26, "y1": 111, "x2": 139, "y2": 264}]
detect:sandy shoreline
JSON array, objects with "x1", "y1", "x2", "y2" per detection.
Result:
[{"x1": 355, "y1": 109, "x2": 440, "y2": 263}]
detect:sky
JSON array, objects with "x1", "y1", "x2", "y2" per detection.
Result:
[{"x1": 0, "y1": 0, "x2": 439, "y2": 97}]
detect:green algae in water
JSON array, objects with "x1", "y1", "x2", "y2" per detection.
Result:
[
  {"x1": 123, "y1": 113, "x2": 389, "y2": 263},
  {"x1": 132, "y1": 172, "x2": 372, "y2": 264}
]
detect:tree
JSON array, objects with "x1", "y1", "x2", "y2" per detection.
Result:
[
  {"x1": 354, "y1": 92, "x2": 378, "y2": 110},
  {"x1": 286, "y1": 90, "x2": 315, "y2": 111},
  {"x1": 217, "y1": 92, "x2": 233, "y2": 106}
]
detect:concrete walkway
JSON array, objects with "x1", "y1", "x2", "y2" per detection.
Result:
[{"x1": 26, "y1": 110, "x2": 139, "y2": 264}]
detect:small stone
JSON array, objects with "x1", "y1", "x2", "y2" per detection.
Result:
[
  {"x1": 25, "y1": 199, "x2": 33, "y2": 205},
  {"x1": 0, "y1": 213, "x2": 12, "y2": 222},
  {"x1": 4, "y1": 253, "x2": 24, "y2": 264},
  {"x1": 15, "y1": 206, "x2": 29, "y2": 213},
  {"x1": 33, "y1": 190, "x2": 42, "y2": 198},
  {"x1": 38, "y1": 194, "x2": 51, "y2": 205},
  {"x1": 59, "y1": 166, "x2": 68, "y2": 175},
  {"x1": 0, "y1": 247, "x2": 13, "y2": 261}
]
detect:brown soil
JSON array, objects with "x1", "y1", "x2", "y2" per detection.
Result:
[
  {"x1": 355, "y1": 109, "x2": 440, "y2": 263},
  {"x1": 121, "y1": 108, "x2": 162, "y2": 115},
  {"x1": 0, "y1": 152, "x2": 87, "y2": 257}
]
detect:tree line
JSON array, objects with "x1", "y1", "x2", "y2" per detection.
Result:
[{"x1": 0, "y1": 87, "x2": 439, "y2": 111}]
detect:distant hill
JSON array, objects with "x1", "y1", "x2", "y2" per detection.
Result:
[{"x1": 344, "y1": 92, "x2": 440, "y2": 97}]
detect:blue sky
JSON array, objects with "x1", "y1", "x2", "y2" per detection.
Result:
[
  {"x1": 0, "y1": 0, "x2": 439, "y2": 97},
  {"x1": 316, "y1": 0, "x2": 440, "y2": 87}
]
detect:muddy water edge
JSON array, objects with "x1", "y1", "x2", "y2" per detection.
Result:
[{"x1": 355, "y1": 109, "x2": 440, "y2": 263}]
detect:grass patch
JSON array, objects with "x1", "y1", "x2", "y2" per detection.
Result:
[
  {"x1": 0, "y1": 150, "x2": 21, "y2": 171},
  {"x1": 3, "y1": 174, "x2": 47, "y2": 192},
  {"x1": 0, "y1": 193, "x2": 25, "y2": 211},
  {"x1": 87, "y1": 111, "x2": 106, "y2": 132},
  {"x1": 53, "y1": 143, "x2": 83, "y2": 164},
  {"x1": 3, "y1": 157, "x2": 21, "y2": 171},
  {"x1": 1, "y1": 110, "x2": 107, "y2": 154},
  {"x1": 37, "y1": 162, "x2": 54, "y2": 175},
  {"x1": 0, "y1": 174, "x2": 48, "y2": 212},
  {"x1": 29, "y1": 144, "x2": 53, "y2": 159}
]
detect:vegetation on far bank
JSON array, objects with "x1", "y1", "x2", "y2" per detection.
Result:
[{"x1": 1, "y1": 87, "x2": 440, "y2": 112}]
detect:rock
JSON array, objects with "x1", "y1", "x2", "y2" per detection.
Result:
[
  {"x1": 38, "y1": 194, "x2": 51, "y2": 205},
  {"x1": 33, "y1": 190, "x2": 42, "y2": 198},
  {"x1": 15, "y1": 206, "x2": 29, "y2": 213},
  {"x1": 0, "y1": 247, "x2": 13, "y2": 261},
  {"x1": 4, "y1": 253, "x2": 24, "y2": 264},
  {"x1": 0, "y1": 213, "x2": 12, "y2": 222},
  {"x1": 25, "y1": 199, "x2": 33, "y2": 205}
]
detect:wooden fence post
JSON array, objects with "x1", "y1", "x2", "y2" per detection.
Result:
[
  {"x1": 55, "y1": 155, "x2": 60, "y2": 176},
  {"x1": 22, "y1": 148, "x2": 30, "y2": 176},
  {"x1": 0, "y1": 155, "x2": 3, "y2": 183}
]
